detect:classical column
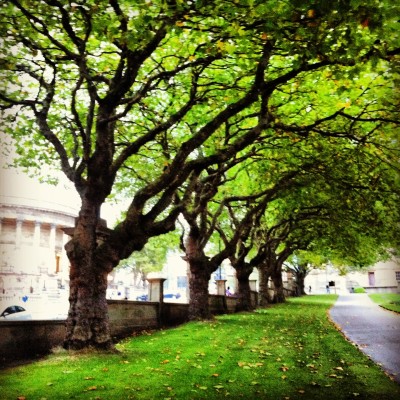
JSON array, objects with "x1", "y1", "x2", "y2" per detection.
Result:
[
  {"x1": 33, "y1": 221, "x2": 41, "y2": 247},
  {"x1": 49, "y1": 223, "x2": 56, "y2": 251},
  {"x1": 15, "y1": 219, "x2": 23, "y2": 247}
]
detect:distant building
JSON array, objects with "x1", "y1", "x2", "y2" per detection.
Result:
[
  {"x1": 305, "y1": 257, "x2": 400, "y2": 295},
  {"x1": 0, "y1": 202, "x2": 75, "y2": 296},
  {"x1": 346, "y1": 257, "x2": 400, "y2": 293},
  {"x1": 0, "y1": 169, "x2": 78, "y2": 316}
]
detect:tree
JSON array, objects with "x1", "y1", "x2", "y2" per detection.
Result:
[
  {"x1": 285, "y1": 251, "x2": 327, "y2": 296},
  {"x1": 0, "y1": 0, "x2": 271, "y2": 348},
  {"x1": 255, "y1": 145, "x2": 400, "y2": 301},
  {"x1": 1, "y1": 0, "x2": 398, "y2": 349},
  {"x1": 179, "y1": 157, "x2": 282, "y2": 319},
  {"x1": 115, "y1": 232, "x2": 178, "y2": 290}
]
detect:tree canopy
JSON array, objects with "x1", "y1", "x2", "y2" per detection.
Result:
[{"x1": 0, "y1": 0, "x2": 399, "y2": 349}]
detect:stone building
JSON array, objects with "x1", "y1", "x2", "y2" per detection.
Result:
[
  {"x1": 0, "y1": 169, "x2": 78, "y2": 316},
  {"x1": 0, "y1": 203, "x2": 75, "y2": 295},
  {"x1": 305, "y1": 257, "x2": 400, "y2": 295}
]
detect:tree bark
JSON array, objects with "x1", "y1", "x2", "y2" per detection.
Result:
[
  {"x1": 271, "y1": 264, "x2": 285, "y2": 303},
  {"x1": 258, "y1": 264, "x2": 272, "y2": 306},
  {"x1": 296, "y1": 272, "x2": 306, "y2": 296},
  {"x1": 63, "y1": 201, "x2": 115, "y2": 350},
  {"x1": 188, "y1": 258, "x2": 214, "y2": 320},
  {"x1": 64, "y1": 260, "x2": 112, "y2": 349},
  {"x1": 235, "y1": 263, "x2": 254, "y2": 311}
]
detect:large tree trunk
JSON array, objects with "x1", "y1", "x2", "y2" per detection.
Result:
[
  {"x1": 235, "y1": 263, "x2": 254, "y2": 311},
  {"x1": 63, "y1": 202, "x2": 115, "y2": 350},
  {"x1": 271, "y1": 264, "x2": 285, "y2": 303},
  {"x1": 258, "y1": 264, "x2": 272, "y2": 306},
  {"x1": 296, "y1": 271, "x2": 306, "y2": 296},
  {"x1": 188, "y1": 259, "x2": 214, "y2": 320},
  {"x1": 64, "y1": 259, "x2": 112, "y2": 349},
  {"x1": 184, "y1": 225, "x2": 217, "y2": 320}
]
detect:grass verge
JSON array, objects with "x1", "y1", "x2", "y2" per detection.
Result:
[
  {"x1": 369, "y1": 293, "x2": 400, "y2": 313},
  {"x1": 0, "y1": 295, "x2": 399, "y2": 400}
]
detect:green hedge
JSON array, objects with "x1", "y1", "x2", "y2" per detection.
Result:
[{"x1": 354, "y1": 287, "x2": 366, "y2": 293}]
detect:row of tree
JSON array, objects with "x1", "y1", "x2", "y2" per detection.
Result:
[{"x1": 0, "y1": 0, "x2": 399, "y2": 350}]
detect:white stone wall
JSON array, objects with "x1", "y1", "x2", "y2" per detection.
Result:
[{"x1": 0, "y1": 204, "x2": 75, "y2": 299}]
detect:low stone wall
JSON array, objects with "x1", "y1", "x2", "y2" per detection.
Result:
[
  {"x1": 364, "y1": 286, "x2": 400, "y2": 294},
  {"x1": 161, "y1": 302, "x2": 189, "y2": 326},
  {"x1": 108, "y1": 300, "x2": 159, "y2": 339},
  {"x1": 0, "y1": 319, "x2": 66, "y2": 366},
  {"x1": 0, "y1": 296, "x2": 235, "y2": 367},
  {"x1": 0, "y1": 290, "x2": 273, "y2": 367}
]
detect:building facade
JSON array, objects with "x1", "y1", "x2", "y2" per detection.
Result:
[
  {"x1": 0, "y1": 168, "x2": 79, "y2": 317},
  {"x1": 305, "y1": 257, "x2": 400, "y2": 295},
  {"x1": 0, "y1": 202, "x2": 75, "y2": 297}
]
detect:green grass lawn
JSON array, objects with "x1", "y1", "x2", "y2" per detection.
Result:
[
  {"x1": 1, "y1": 295, "x2": 399, "y2": 400},
  {"x1": 369, "y1": 293, "x2": 400, "y2": 313}
]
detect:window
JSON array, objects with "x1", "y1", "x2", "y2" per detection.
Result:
[
  {"x1": 177, "y1": 276, "x2": 187, "y2": 289},
  {"x1": 395, "y1": 271, "x2": 400, "y2": 281}
]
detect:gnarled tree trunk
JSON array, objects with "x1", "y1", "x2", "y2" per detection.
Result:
[
  {"x1": 271, "y1": 264, "x2": 285, "y2": 303},
  {"x1": 184, "y1": 227, "x2": 216, "y2": 320},
  {"x1": 235, "y1": 263, "x2": 254, "y2": 311},
  {"x1": 258, "y1": 264, "x2": 272, "y2": 306},
  {"x1": 187, "y1": 259, "x2": 214, "y2": 320},
  {"x1": 64, "y1": 258, "x2": 112, "y2": 349},
  {"x1": 64, "y1": 203, "x2": 115, "y2": 350},
  {"x1": 295, "y1": 271, "x2": 306, "y2": 296}
]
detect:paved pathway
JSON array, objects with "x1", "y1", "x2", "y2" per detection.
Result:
[{"x1": 329, "y1": 294, "x2": 400, "y2": 384}]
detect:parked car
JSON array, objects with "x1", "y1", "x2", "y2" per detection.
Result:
[
  {"x1": 136, "y1": 293, "x2": 182, "y2": 301},
  {"x1": 163, "y1": 293, "x2": 181, "y2": 300},
  {"x1": 0, "y1": 305, "x2": 32, "y2": 320}
]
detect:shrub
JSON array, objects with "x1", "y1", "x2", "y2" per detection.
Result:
[{"x1": 354, "y1": 287, "x2": 366, "y2": 294}]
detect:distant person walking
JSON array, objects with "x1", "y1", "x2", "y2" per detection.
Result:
[{"x1": 326, "y1": 285, "x2": 330, "y2": 294}]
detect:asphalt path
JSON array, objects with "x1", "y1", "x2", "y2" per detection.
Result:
[{"x1": 329, "y1": 293, "x2": 400, "y2": 384}]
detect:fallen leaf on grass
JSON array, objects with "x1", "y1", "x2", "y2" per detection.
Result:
[
  {"x1": 238, "y1": 361, "x2": 263, "y2": 369},
  {"x1": 329, "y1": 374, "x2": 344, "y2": 379},
  {"x1": 87, "y1": 386, "x2": 97, "y2": 391}
]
